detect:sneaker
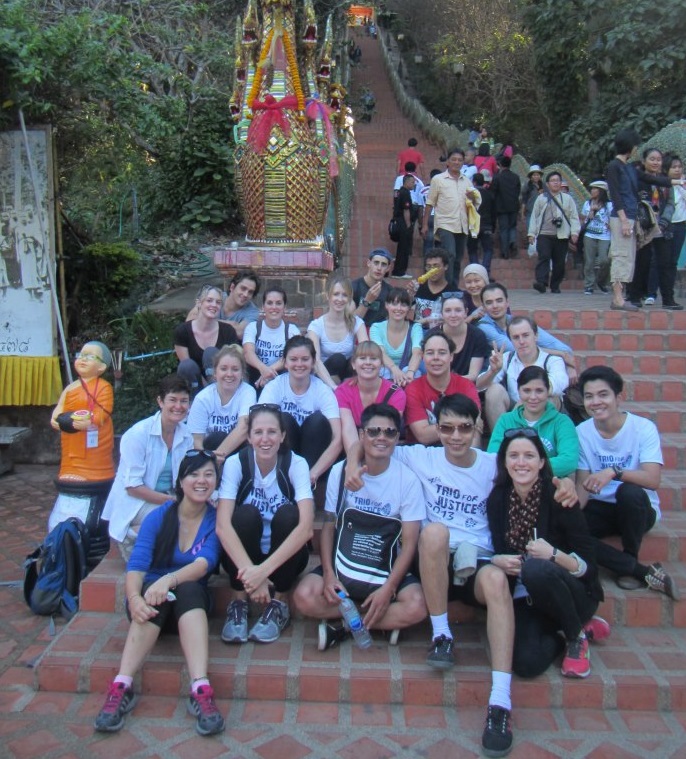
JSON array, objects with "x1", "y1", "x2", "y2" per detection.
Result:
[
  {"x1": 481, "y1": 705, "x2": 513, "y2": 757},
  {"x1": 584, "y1": 615, "x2": 611, "y2": 643},
  {"x1": 663, "y1": 302, "x2": 685, "y2": 310},
  {"x1": 533, "y1": 282, "x2": 546, "y2": 293},
  {"x1": 644, "y1": 296, "x2": 656, "y2": 306},
  {"x1": 248, "y1": 599, "x2": 290, "y2": 643},
  {"x1": 187, "y1": 685, "x2": 225, "y2": 736},
  {"x1": 598, "y1": 284, "x2": 609, "y2": 293},
  {"x1": 561, "y1": 636, "x2": 590, "y2": 678},
  {"x1": 426, "y1": 634, "x2": 454, "y2": 670},
  {"x1": 318, "y1": 621, "x2": 350, "y2": 651},
  {"x1": 94, "y1": 681, "x2": 138, "y2": 733},
  {"x1": 584, "y1": 288, "x2": 593, "y2": 295},
  {"x1": 221, "y1": 600, "x2": 249, "y2": 643},
  {"x1": 645, "y1": 562, "x2": 680, "y2": 600}
]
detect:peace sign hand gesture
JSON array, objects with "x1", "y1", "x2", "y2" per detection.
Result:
[{"x1": 488, "y1": 341, "x2": 505, "y2": 374}]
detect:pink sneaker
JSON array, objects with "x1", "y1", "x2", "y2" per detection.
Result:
[
  {"x1": 561, "y1": 636, "x2": 590, "y2": 678},
  {"x1": 583, "y1": 616, "x2": 611, "y2": 643}
]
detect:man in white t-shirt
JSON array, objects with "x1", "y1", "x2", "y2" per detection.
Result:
[
  {"x1": 293, "y1": 404, "x2": 427, "y2": 648},
  {"x1": 575, "y1": 366, "x2": 678, "y2": 599},
  {"x1": 345, "y1": 393, "x2": 578, "y2": 757}
]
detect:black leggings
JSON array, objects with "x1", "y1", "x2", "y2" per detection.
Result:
[
  {"x1": 127, "y1": 580, "x2": 211, "y2": 631},
  {"x1": 220, "y1": 502, "x2": 309, "y2": 593},
  {"x1": 513, "y1": 559, "x2": 598, "y2": 678},
  {"x1": 324, "y1": 353, "x2": 353, "y2": 381},
  {"x1": 281, "y1": 410, "x2": 332, "y2": 469},
  {"x1": 583, "y1": 483, "x2": 656, "y2": 578}
]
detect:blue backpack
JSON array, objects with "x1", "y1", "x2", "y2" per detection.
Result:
[{"x1": 23, "y1": 518, "x2": 88, "y2": 620}]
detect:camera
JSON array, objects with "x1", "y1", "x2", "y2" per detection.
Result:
[{"x1": 552, "y1": 217, "x2": 563, "y2": 228}]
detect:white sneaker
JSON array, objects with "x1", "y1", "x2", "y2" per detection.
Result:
[{"x1": 644, "y1": 296, "x2": 656, "y2": 306}]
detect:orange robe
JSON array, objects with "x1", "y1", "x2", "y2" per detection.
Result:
[{"x1": 58, "y1": 378, "x2": 115, "y2": 482}]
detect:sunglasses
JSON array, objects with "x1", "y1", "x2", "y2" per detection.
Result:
[
  {"x1": 441, "y1": 291, "x2": 464, "y2": 300},
  {"x1": 363, "y1": 426, "x2": 399, "y2": 439},
  {"x1": 503, "y1": 428, "x2": 539, "y2": 440},
  {"x1": 249, "y1": 403, "x2": 282, "y2": 415},
  {"x1": 75, "y1": 352, "x2": 106, "y2": 364},
  {"x1": 184, "y1": 449, "x2": 217, "y2": 460},
  {"x1": 437, "y1": 422, "x2": 474, "y2": 435}
]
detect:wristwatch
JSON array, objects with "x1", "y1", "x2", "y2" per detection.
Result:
[
  {"x1": 611, "y1": 464, "x2": 623, "y2": 481},
  {"x1": 550, "y1": 548, "x2": 558, "y2": 563},
  {"x1": 361, "y1": 299, "x2": 371, "y2": 308}
]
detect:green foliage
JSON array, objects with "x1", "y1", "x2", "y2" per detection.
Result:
[
  {"x1": 79, "y1": 242, "x2": 142, "y2": 302},
  {"x1": 109, "y1": 309, "x2": 181, "y2": 434}
]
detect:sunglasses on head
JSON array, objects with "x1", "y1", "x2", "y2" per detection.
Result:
[
  {"x1": 363, "y1": 426, "x2": 399, "y2": 440},
  {"x1": 503, "y1": 428, "x2": 539, "y2": 440},
  {"x1": 437, "y1": 422, "x2": 474, "y2": 435},
  {"x1": 184, "y1": 449, "x2": 217, "y2": 460},
  {"x1": 249, "y1": 403, "x2": 282, "y2": 415},
  {"x1": 441, "y1": 291, "x2": 464, "y2": 300}
]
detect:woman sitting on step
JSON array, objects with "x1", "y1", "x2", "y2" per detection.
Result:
[
  {"x1": 216, "y1": 403, "x2": 314, "y2": 645},
  {"x1": 95, "y1": 450, "x2": 224, "y2": 737},
  {"x1": 487, "y1": 429, "x2": 608, "y2": 680}
]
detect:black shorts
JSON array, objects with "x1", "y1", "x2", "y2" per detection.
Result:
[
  {"x1": 126, "y1": 580, "x2": 212, "y2": 631},
  {"x1": 309, "y1": 565, "x2": 420, "y2": 603}
]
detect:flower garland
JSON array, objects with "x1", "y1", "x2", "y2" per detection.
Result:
[
  {"x1": 281, "y1": 30, "x2": 304, "y2": 113},
  {"x1": 247, "y1": 27, "x2": 274, "y2": 112}
]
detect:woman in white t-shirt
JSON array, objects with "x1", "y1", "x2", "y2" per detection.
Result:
[
  {"x1": 242, "y1": 286, "x2": 300, "y2": 389},
  {"x1": 306, "y1": 274, "x2": 368, "y2": 389},
  {"x1": 217, "y1": 405, "x2": 314, "y2": 644},
  {"x1": 187, "y1": 345, "x2": 256, "y2": 463},
  {"x1": 259, "y1": 335, "x2": 342, "y2": 486}
]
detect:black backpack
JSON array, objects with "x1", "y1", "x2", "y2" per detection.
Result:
[
  {"x1": 235, "y1": 446, "x2": 295, "y2": 506},
  {"x1": 23, "y1": 518, "x2": 88, "y2": 621}
]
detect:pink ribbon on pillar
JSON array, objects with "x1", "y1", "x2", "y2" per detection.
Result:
[
  {"x1": 306, "y1": 97, "x2": 339, "y2": 178},
  {"x1": 248, "y1": 94, "x2": 299, "y2": 151}
]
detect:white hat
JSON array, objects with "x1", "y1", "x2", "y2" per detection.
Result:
[
  {"x1": 527, "y1": 164, "x2": 543, "y2": 177},
  {"x1": 481, "y1": 169, "x2": 492, "y2": 182},
  {"x1": 589, "y1": 180, "x2": 608, "y2": 191}
]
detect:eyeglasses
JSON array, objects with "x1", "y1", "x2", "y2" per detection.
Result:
[
  {"x1": 503, "y1": 428, "x2": 539, "y2": 440},
  {"x1": 184, "y1": 449, "x2": 217, "y2": 460},
  {"x1": 363, "y1": 426, "x2": 399, "y2": 439},
  {"x1": 437, "y1": 422, "x2": 474, "y2": 435},
  {"x1": 75, "y1": 352, "x2": 105, "y2": 364},
  {"x1": 249, "y1": 403, "x2": 282, "y2": 415},
  {"x1": 441, "y1": 291, "x2": 464, "y2": 300}
]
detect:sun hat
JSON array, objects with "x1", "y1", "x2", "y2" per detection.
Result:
[
  {"x1": 527, "y1": 164, "x2": 543, "y2": 177},
  {"x1": 589, "y1": 180, "x2": 608, "y2": 191}
]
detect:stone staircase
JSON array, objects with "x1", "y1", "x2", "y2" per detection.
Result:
[{"x1": 34, "y1": 302, "x2": 686, "y2": 715}]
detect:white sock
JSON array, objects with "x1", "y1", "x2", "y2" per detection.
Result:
[
  {"x1": 191, "y1": 677, "x2": 210, "y2": 694},
  {"x1": 114, "y1": 674, "x2": 133, "y2": 688},
  {"x1": 489, "y1": 670, "x2": 512, "y2": 711},
  {"x1": 430, "y1": 613, "x2": 452, "y2": 639}
]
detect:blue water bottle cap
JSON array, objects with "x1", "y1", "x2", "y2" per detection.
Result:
[{"x1": 336, "y1": 590, "x2": 346, "y2": 600}]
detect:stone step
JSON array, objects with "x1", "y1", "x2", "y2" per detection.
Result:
[
  {"x1": 524, "y1": 307, "x2": 686, "y2": 332},
  {"x1": 577, "y1": 352, "x2": 686, "y2": 378},
  {"x1": 36, "y1": 568, "x2": 686, "y2": 711},
  {"x1": 555, "y1": 331, "x2": 686, "y2": 355}
]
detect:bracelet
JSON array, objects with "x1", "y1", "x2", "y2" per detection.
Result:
[{"x1": 169, "y1": 572, "x2": 178, "y2": 589}]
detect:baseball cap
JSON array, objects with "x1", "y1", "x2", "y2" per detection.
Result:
[{"x1": 369, "y1": 248, "x2": 394, "y2": 262}]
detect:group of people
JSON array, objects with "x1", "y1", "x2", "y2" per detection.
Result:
[{"x1": 84, "y1": 255, "x2": 677, "y2": 757}]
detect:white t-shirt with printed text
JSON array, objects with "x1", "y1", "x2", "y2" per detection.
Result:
[
  {"x1": 259, "y1": 373, "x2": 340, "y2": 426},
  {"x1": 242, "y1": 320, "x2": 301, "y2": 366},
  {"x1": 187, "y1": 382, "x2": 256, "y2": 435}
]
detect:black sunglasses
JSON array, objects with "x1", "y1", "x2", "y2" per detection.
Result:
[
  {"x1": 503, "y1": 428, "x2": 539, "y2": 440},
  {"x1": 363, "y1": 426, "x2": 399, "y2": 440},
  {"x1": 249, "y1": 403, "x2": 282, "y2": 415},
  {"x1": 184, "y1": 449, "x2": 217, "y2": 460}
]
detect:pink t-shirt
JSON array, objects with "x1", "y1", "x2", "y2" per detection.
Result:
[
  {"x1": 335, "y1": 379, "x2": 407, "y2": 426},
  {"x1": 404, "y1": 374, "x2": 480, "y2": 443}
]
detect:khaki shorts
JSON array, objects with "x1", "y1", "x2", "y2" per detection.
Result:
[{"x1": 609, "y1": 217, "x2": 636, "y2": 283}]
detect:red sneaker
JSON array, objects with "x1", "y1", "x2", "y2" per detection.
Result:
[
  {"x1": 583, "y1": 616, "x2": 611, "y2": 643},
  {"x1": 561, "y1": 636, "x2": 590, "y2": 678}
]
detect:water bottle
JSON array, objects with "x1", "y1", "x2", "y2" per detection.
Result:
[{"x1": 337, "y1": 591, "x2": 372, "y2": 649}]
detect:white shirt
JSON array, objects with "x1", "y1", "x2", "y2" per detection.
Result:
[
  {"x1": 393, "y1": 445, "x2": 497, "y2": 553},
  {"x1": 187, "y1": 382, "x2": 256, "y2": 435},
  {"x1": 220, "y1": 449, "x2": 312, "y2": 552},
  {"x1": 259, "y1": 373, "x2": 340, "y2": 426},
  {"x1": 242, "y1": 320, "x2": 301, "y2": 366},
  {"x1": 492, "y1": 349, "x2": 569, "y2": 403},
  {"x1": 393, "y1": 173, "x2": 426, "y2": 206},
  {"x1": 325, "y1": 459, "x2": 426, "y2": 523},
  {"x1": 103, "y1": 412, "x2": 193, "y2": 542},
  {"x1": 307, "y1": 314, "x2": 364, "y2": 362},
  {"x1": 577, "y1": 412, "x2": 663, "y2": 517}
]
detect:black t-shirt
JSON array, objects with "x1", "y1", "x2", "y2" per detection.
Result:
[
  {"x1": 173, "y1": 320, "x2": 238, "y2": 374},
  {"x1": 352, "y1": 276, "x2": 392, "y2": 328},
  {"x1": 449, "y1": 324, "x2": 491, "y2": 376},
  {"x1": 413, "y1": 281, "x2": 459, "y2": 328}
]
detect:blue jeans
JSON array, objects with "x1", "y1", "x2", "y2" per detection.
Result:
[
  {"x1": 436, "y1": 228, "x2": 466, "y2": 284},
  {"x1": 467, "y1": 230, "x2": 494, "y2": 274}
]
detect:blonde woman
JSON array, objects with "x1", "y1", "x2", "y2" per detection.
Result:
[
  {"x1": 307, "y1": 274, "x2": 368, "y2": 389},
  {"x1": 187, "y1": 345, "x2": 256, "y2": 463}
]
